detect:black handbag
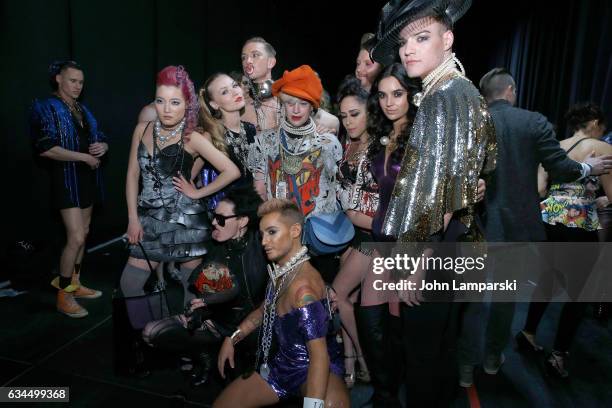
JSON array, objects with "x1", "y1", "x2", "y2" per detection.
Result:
[{"x1": 112, "y1": 242, "x2": 170, "y2": 375}]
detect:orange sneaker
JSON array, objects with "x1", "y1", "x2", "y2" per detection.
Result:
[
  {"x1": 73, "y1": 285, "x2": 102, "y2": 299},
  {"x1": 51, "y1": 274, "x2": 102, "y2": 299},
  {"x1": 57, "y1": 290, "x2": 88, "y2": 318},
  {"x1": 50, "y1": 276, "x2": 79, "y2": 292}
]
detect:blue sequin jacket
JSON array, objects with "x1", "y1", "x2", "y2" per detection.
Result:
[{"x1": 29, "y1": 96, "x2": 106, "y2": 205}]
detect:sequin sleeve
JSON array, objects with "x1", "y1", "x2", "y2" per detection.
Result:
[
  {"x1": 29, "y1": 99, "x2": 59, "y2": 153},
  {"x1": 382, "y1": 75, "x2": 497, "y2": 242},
  {"x1": 296, "y1": 300, "x2": 330, "y2": 342}
]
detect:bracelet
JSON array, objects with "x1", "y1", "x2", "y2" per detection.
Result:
[
  {"x1": 303, "y1": 397, "x2": 324, "y2": 408},
  {"x1": 585, "y1": 162, "x2": 593, "y2": 175},
  {"x1": 230, "y1": 328, "x2": 242, "y2": 346}
]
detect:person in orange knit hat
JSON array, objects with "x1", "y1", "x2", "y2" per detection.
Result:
[
  {"x1": 271, "y1": 65, "x2": 323, "y2": 109},
  {"x1": 248, "y1": 64, "x2": 341, "y2": 218},
  {"x1": 248, "y1": 65, "x2": 344, "y2": 284}
]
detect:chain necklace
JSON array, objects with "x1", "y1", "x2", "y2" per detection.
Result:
[
  {"x1": 412, "y1": 53, "x2": 465, "y2": 107},
  {"x1": 224, "y1": 121, "x2": 249, "y2": 170},
  {"x1": 345, "y1": 138, "x2": 368, "y2": 163},
  {"x1": 278, "y1": 117, "x2": 317, "y2": 175},
  {"x1": 147, "y1": 123, "x2": 186, "y2": 212},
  {"x1": 279, "y1": 129, "x2": 312, "y2": 176},
  {"x1": 247, "y1": 78, "x2": 281, "y2": 131},
  {"x1": 154, "y1": 119, "x2": 185, "y2": 147},
  {"x1": 255, "y1": 245, "x2": 310, "y2": 380},
  {"x1": 56, "y1": 94, "x2": 84, "y2": 127}
]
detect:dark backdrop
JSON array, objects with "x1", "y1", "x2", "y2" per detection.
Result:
[{"x1": 1, "y1": 0, "x2": 610, "y2": 246}]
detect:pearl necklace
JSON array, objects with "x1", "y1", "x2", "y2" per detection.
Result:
[
  {"x1": 154, "y1": 119, "x2": 185, "y2": 146},
  {"x1": 412, "y1": 53, "x2": 465, "y2": 107},
  {"x1": 266, "y1": 245, "x2": 310, "y2": 283},
  {"x1": 280, "y1": 116, "x2": 317, "y2": 137}
]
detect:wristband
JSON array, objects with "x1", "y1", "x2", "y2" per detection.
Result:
[
  {"x1": 579, "y1": 162, "x2": 592, "y2": 179},
  {"x1": 303, "y1": 397, "x2": 324, "y2": 408},
  {"x1": 230, "y1": 328, "x2": 242, "y2": 345}
]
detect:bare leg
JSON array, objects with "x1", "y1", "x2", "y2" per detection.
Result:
[
  {"x1": 213, "y1": 372, "x2": 279, "y2": 408},
  {"x1": 59, "y1": 208, "x2": 89, "y2": 279},
  {"x1": 299, "y1": 373, "x2": 350, "y2": 408},
  {"x1": 333, "y1": 248, "x2": 371, "y2": 379},
  {"x1": 56, "y1": 207, "x2": 94, "y2": 316},
  {"x1": 75, "y1": 206, "x2": 93, "y2": 264}
]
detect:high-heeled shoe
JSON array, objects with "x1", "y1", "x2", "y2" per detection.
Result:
[
  {"x1": 344, "y1": 355, "x2": 356, "y2": 389},
  {"x1": 515, "y1": 330, "x2": 543, "y2": 354},
  {"x1": 344, "y1": 355, "x2": 371, "y2": 387},
  {"x1": 546, "y1": 350, "x2": 569, "y2": 378}
]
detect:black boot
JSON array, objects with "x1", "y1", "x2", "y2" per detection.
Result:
[
  {"x1": 191, "y1": 352, "x2": 212, "y2": 387},
  {"x1": 354, "y1": 304, "x2": 401, "y2": 408}
]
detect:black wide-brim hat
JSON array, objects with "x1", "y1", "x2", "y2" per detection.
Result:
[{"x1": 371, "y1": 0, "x2": 472, "y2": 66}]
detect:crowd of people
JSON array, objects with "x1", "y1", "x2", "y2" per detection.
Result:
[{"x1": 29, "y1": 0, "x2": 612, "y2": 407}]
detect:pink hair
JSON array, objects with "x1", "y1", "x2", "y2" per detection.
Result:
[{"x1": 156, "y1": 65, "x2": 198, "y2": 136}]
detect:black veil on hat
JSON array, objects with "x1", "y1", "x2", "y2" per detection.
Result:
[{"x1": 371, "y1": 0, "x2": 472, "y2": 65}]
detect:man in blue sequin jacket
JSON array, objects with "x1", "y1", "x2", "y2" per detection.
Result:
[{"x1": 29, "y1": 60, "x2": 108, "y2": 318}]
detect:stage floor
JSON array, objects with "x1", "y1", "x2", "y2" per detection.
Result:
[{"x1": 1, "y1": 243, "x2": 610, "y2": 407}]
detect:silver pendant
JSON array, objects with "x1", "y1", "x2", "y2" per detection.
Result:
[
  {"x1": 379, "y1": 136, "x2": 390, "y2": 146},
  {"x1": 259, "y1": 363, "x2": 270, "y2": 380},
  {"x1": 412, "y1": 92, "x2": 423, "y2": 107},
  {"x1": 282, "y1": 154, "x2": 303, "y2": 175},
  {"x1": 276, "y1": 181, "x2": 287, "y2": 199}
]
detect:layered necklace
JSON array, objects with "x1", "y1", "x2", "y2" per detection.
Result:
[
  {"x1": 147, "y1": 119, "x2": 186, "y2": 211},
  {"x1": 155, "y1": 119, "x2": 185, "y2": 147},
  {"x1": 247, "y1": 77, "x2": 282, "y2": 131},
  {"x1": 256, "y1": 245, "x2": 310, "y2": 380},
  {"x1": 223, "y1": 121, "x2": 249, "y2": 169},
  {"x1": 279, "y1": 117, "x2": 317, "y2": 176},
  {"x1": 412, "y1": 52, "x2": 465, "y2": 107}
]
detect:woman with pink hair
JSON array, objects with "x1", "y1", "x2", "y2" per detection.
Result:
[{"x1": 120, "y1": 66, "x2": 240, "y2": 304}]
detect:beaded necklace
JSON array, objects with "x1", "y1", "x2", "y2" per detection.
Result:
[
  {"x1": 155, "y1": 119, "x2": 185, "y2": 147},
  {"x1": 412, "y1": 53, "x2": 465, "y2": 107}
]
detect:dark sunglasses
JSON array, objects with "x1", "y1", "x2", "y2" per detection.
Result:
[{"x1": 210, "y1": 212, "x2": 239, "y2": 227}]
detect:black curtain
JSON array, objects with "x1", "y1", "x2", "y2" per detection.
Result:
[
  {"x1": 457, "y1": 0, "x2": 612, "y2": 136},
  {"x1": 0, "y1": 0, "x2": 384, "y2": 244},
  {"x1": 1, "y1": 0, "x2": 610, "y2": 246}
]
